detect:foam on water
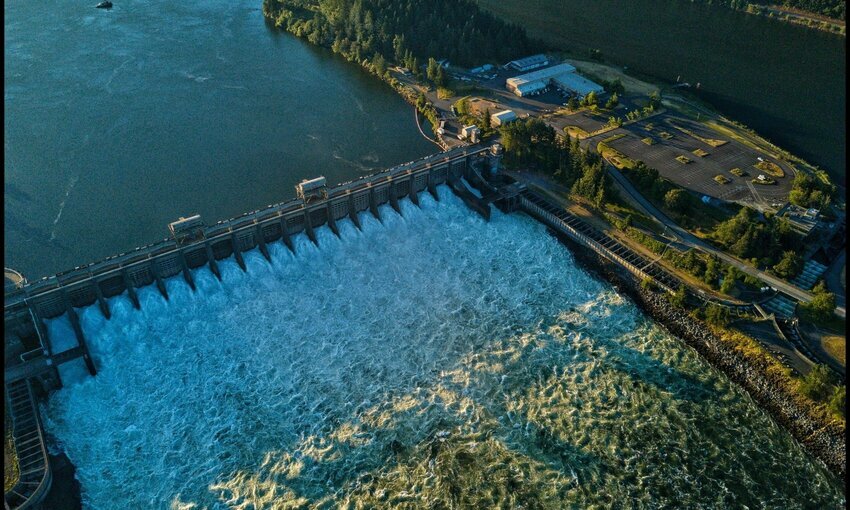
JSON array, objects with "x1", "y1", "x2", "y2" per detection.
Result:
[{"x1": 42, "y1": 187, "x2": 844, "y2": 508}]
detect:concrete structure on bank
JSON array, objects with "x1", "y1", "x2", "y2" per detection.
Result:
[{"x1": 460, "y1": 125, "x2": 480, "y2": 143}]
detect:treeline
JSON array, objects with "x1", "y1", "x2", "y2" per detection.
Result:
[
  {"x1": 263, "y1": 0, "x2": 542, "y2": 69},
  {"x1": 693, "y1": 0, "x2": 845, "y2": 21},
  {"x1": 711, "y1": 207, "x2": 806, "y2": 277},
  {"x1": 789, "y1": 170, "x2": 836, "y2": 210},
  {"x1": 500, "y1": 118, "x2": 611, "y2": 208}
]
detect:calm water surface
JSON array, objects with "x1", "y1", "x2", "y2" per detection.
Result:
[
  {"x1": 479, "y1": 0, "x2": 846, "y2": 185},
  {"x1": 4, "y1": 0, "x2": 433, "y2": 278}
]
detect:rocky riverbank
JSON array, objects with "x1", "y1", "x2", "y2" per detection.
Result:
[{"x1": 546, "y1": 227, "x2": 846, "y2": 481}]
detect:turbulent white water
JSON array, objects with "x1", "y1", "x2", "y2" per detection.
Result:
[{"x1": 43, "y1": 187, "x2": 843, "y2": 508}]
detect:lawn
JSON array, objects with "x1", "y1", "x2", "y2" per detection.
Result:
[
  {"x1": 598, "y1": 140, "x2": 637, "y2": 169},
  {"x1": 692, "y1": 148, "x2": 709, "y2": 157},
  {"x1": 822, "y1": 335, "x2": 846, "y2": 366},
  {"x1": 754, "y1": 160, "x2": 785, "y2": 178},
  {"x1": 675, "y1": 155, "x2": 691, "y2": 164}
]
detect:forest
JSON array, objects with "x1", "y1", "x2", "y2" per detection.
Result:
[
  {"x1": 263, "y1": 0, "x2": 542, "y2": 69},
  {"x1": 697, "y1": 0, "x2": 845, "y2": 20}
]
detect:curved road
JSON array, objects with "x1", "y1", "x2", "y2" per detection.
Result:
[{"x1": 605, "y1": 164, "x2": 846, "y2": 318}]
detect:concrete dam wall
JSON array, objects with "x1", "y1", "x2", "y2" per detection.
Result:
[{"x1": 4, "y1": 145, "x2": 500, "y2": 388}]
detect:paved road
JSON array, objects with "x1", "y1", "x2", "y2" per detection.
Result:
[{"x1": 605, "y1": 163, "x2": 845, "y2": 318}]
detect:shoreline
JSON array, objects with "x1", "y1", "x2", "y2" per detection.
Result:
[{"x1": 543, "y1": 226, "x2": 846, "y2": 481}]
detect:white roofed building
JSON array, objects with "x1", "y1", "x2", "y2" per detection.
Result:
[
  {"x1": 491, "y1": 110, "x2": 517, "y2": 127},
  {"x1": 507, "y1": 54, "x2": 549, "y2": 72},
  {"x1": 505, "y1": 62, "x2": 603, "y2": 99},
  {"x1": 553, "y1": 72, "x2": 604, "y2": 98}
]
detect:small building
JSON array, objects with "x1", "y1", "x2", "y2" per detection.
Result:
[
  {"x1": 776, "y1": 203, "x2": 821, "y2": 237},
  {"x1": 490, "y1": 110, "x2": 517, "y2": 127},
  {"x1": 460, "y1": 125, "x2": 480, "y2": 143},
  {"x1": 507, "y1": 54, "x2": 549, "y2": 72},
  {"x1": 469, "y1": 63, "x2": 495, "y2": 75}
]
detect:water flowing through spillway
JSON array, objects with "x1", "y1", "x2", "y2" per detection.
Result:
[{"x1": 42, "y1": 187, "x2": 843, "y2": 508}]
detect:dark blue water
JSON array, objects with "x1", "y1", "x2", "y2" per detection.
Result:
[{"x1": 4, "y1": 0, "x2": 433, "y2": 279}]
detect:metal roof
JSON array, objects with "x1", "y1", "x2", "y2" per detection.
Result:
[{"x1": 508, "y1": 54, "x2": 549, "y2": 69}]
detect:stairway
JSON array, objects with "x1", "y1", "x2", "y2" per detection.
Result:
[{"x1": 4, "y1": 380, "x2": 51, "y2": 510}]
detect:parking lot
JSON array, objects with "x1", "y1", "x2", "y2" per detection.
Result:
[
  {"x1": 449, "y1": 62, "x2": 794, "y2": 208},
  {"x1": 603, "y1": 115, "x2": 794, "y2": 206}
]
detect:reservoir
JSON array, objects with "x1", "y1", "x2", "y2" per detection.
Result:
[
  {"x1": 43, "y1": 190, "x2": 844, "y2": 507},
  {"x1": 3, "y1": 0, "x2": 433, "y2": 279},
  {"x1": 479, "y1": 0, "x2": 847, "y2": 186}
]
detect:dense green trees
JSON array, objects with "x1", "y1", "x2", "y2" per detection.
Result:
[
  {"x1": 663, "y1": 188, "x2": 690, "y2": 214},
  {"x1": 711, "y1": 207, "x2": 800, "y2": 267},
  {"x1": 264, "y1": 0, "x2": 541, "y2": 71},
  {"x1": 426, "y1": 57, "x2": 446, "y2": 87},
  {"x1": 580, "y1": 91, "x2": 598, "y2": 107},
  {"x1": 789, "y1": 171, "x2": 835, "y2": 210},
  {"x1": 800, "y1": 281, "x2": 836, "y2": 323},
  {"x1": 799, "y1": 364, "x2": 835, "y2": 401},
  {"x1": 696, "y1": 0, "x2": 844, "y2": 20},
  {"x1": 771, "y1": 251, "x2": 803, "y2": 279},
  {"x1": 500, "y1": 118, "x2": 611, "y2": 207}
]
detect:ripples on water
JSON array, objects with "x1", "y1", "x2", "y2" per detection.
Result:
[{"x1": 42, "y1": 187, "x2": 843, "y2": 508}]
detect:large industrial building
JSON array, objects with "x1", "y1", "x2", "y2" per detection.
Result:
[
  {"x1": 506, "y1": 54, "x2": 549, "y2": 72},
  {"x1": 505, "y1": 62, "x2": 604, "y2": 99}
]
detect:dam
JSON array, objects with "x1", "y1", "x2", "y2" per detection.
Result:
[{"x1": 4, "y1": 145, "x2": 844, "y2": 508}]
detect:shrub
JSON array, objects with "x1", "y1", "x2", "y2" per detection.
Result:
[
  {"x1": 798, "y1": 364, "x2": 835, "y2": 401},
  {"x1": 829, "y1": 386, "x2": 845, "y2": 418},
  {"x1": 704, "y1": 303, "x2": 731, "y2": 327},
  {"x1": 800, "y1": 282, "x2": 836, "y2": 323}
]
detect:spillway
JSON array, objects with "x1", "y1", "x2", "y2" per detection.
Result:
[{"x1": 39, "y1": 187, "x2": 843, "y2": 508}]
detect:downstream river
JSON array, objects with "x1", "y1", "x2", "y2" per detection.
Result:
[
  {"x1": 44, "y1": 190, "x2": 844, "y2": 508},
  {"x1": 479, "y1": 0, "x2": 846, "y2": 186},
  {"x1": 3, "y1": 0, "x2": 433, "y2": 279}
]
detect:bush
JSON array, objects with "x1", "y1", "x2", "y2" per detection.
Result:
[
  {"x1": 800, "y1": 282, "x2": 836, "y2": 323},
  {"x1": 798, "y1": 364, "x2": 835, "y2": 401},
  {"x1": 704, "y1": 303, "x2": 731, "y2": 327},
  {"x1": 829, "y1": 386, "x2": 845, "y2": 418},
  {"x1": 663, "y1": 189, "x2": 690, "y2": 214},
  {"x1": 771, "y1": 251, "x2": 803, "y2": 279},
  {"x1": 668, "y1": 285, "x2": 687, "y2": 308}
]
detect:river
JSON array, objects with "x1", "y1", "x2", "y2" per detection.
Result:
[
  {"x1": 3, "y1": 0, "x2": 433, "y2": 279},
  {"x1": 478, "y1": 0, "x2": 846, "y2": 186},
  {"x1": 43, "y1": 189, "x2": 844, "y2": 508}
]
